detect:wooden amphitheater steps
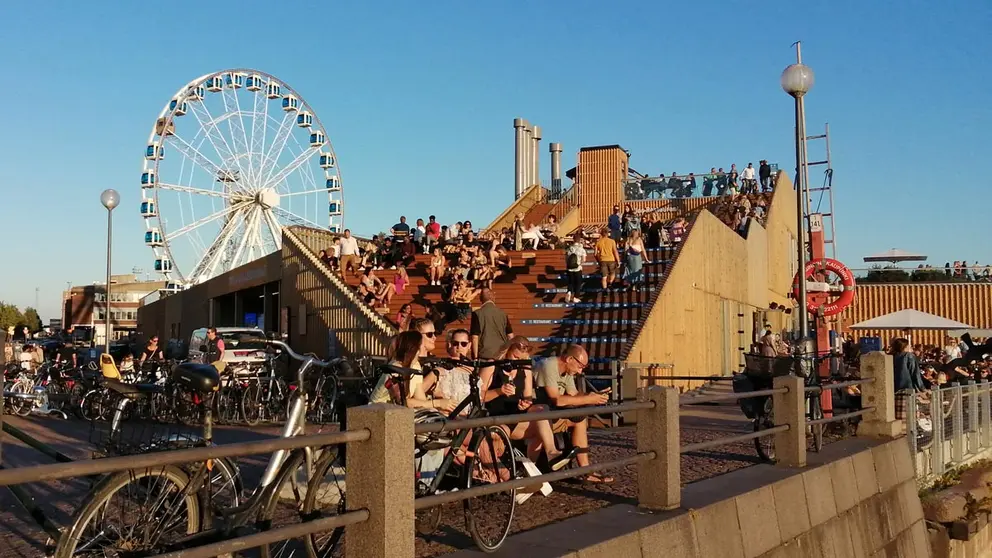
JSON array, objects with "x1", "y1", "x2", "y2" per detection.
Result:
[
  {"x1": 520, "y1": 202, "x2": 556, "y2": 228},
  {"x1": 333, "y1": 246, "x2": 675, "y2": 361}
]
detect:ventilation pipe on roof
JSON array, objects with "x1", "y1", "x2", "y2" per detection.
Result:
[
  {"x1": 513, "y1": 118, "x2": 526, "y2": 199},
  {"x1": 523, "y1": 123, "x2": 533, "y2": 193},
  {"x1": 549, "y1": 142, "x2": 562, "y2": 201},
  {"x1": 531, "y1": 125, "x2": 542, "y2": 191}
]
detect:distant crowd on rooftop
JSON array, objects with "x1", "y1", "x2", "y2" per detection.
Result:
[
  {"x1": 859, "y1": 262, "x2": 992, "y2": 284},
  {"x1": 624, "y1": 161, "x2": 774, "y2": 201}
]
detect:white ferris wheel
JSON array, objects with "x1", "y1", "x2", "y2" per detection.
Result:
[{"x1": 139, "y1": 69, "x2": 344, "y2": 286}]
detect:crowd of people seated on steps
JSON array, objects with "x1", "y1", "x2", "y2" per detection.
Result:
[
  {"x1": 312, "y1": 216, "x2": 519, "y2": 328},
  {"x1": 368, "y1": 321, "x2": 616, "y2": 484},
  {"x1": 710, "y1": 191, "x2": 773, "y2": 237}
]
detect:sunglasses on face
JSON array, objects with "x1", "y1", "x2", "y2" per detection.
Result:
[
  {"x1": 451, "y1": 340, "x2": 470, "y2": 347},
  {"x1": 423, "y1": 332, "x2": 436, "y2": 338}
]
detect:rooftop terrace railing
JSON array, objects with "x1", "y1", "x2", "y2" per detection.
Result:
[{"x1": 624, "y1": 165, "x2": 779, "y2": 202}]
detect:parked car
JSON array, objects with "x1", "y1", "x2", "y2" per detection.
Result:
[{"x1": 188, "y1": 327, "x2": 269, "y2": 366}]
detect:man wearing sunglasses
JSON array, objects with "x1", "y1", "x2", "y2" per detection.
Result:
[{"x1": 535, "y1": 344, "x2": 614, "y2": 484}]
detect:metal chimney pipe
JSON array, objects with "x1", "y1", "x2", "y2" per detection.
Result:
[
  {"x1": 531, "y1": 125, "x2": 542, "y2": 190},
  {"x1": 549, "y1": 142, "x2": 562, "y2": 201},
  {"x1": 513, "y1": 118, "x2": 526, "y2": 199},
  {"x1": 522, "y1": 123, "x2": 533, "y2": 192}
]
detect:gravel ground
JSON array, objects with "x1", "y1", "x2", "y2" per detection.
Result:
[
  {"x1": 0, "y1": 404, "x2": 768, "y2": 558},
  {"x1": 413, "y1": 407, "x2": 762, "y2": 557}
]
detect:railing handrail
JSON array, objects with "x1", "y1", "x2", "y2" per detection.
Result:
[
  {"x1": 414, "y1": 400, "x2": 653, "y2": 435},
  {"x1": 284, "y1": 226, "x2": 398, "y2": 338},
  {"x1": 626, "y1": 166, "x2": 779, "y2": 183},
  {"x1": 414, "y1": 452, "x2": 654, "y2": 510},
  {"x1": 679, "y1": 386, "x2": 788, "y2": 406},
  {"x1": 147, "y1": 510, "x2": 370, "y2": 558},
  {"x1": 803, "y1": 378, "x2": 875, "y2": 393},
  {"x1": 0, "y1": 429, "x2": 371, "y2": 486}
]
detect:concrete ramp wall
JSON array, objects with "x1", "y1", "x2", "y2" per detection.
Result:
[{"x1": 451, "y1": 438, "x2": 931, "y2": 557}]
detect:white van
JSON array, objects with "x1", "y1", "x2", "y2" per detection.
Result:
[{"x1": 188, "y1": 327, "x2": 269, "y2": 366}]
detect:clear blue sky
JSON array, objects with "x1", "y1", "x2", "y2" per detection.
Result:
[{"x1": 1, "y1": 0, "x2": 989, "y2": 321}]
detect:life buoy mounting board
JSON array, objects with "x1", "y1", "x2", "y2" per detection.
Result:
[{"x1": 792, "y1": 258, "x2": 856, "y2": 317}]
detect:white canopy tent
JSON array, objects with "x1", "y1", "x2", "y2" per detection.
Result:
[
  {"x1": 862, "y1": 248, "x2": 928, "y2": 264},
  {"x1": 848, "y1": 309, "x2": 973, "y2": 331}
]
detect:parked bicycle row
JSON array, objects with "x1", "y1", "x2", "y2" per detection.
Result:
[{"x1": 2, "y1": 348, "x2": 366, "y2": 428}]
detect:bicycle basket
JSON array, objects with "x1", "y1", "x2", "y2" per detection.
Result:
[
  {"x1": 743, "y1": 354, "x2": 797, "y2": 379},
  {"x1": 89, "y1": 395, "x2": 202, "y2": 457},
  {"x1": 414, "y1": 409, "x2": 453, "y2": 451}
]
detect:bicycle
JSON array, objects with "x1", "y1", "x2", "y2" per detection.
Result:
[
  {"x1": 54, "y1": 338, "x2": 351, "y2": 558},
  {"x1": 735, "y1": 354, "x2": 849, "y2": 462},
  {"x1": 400, "y1": 356, "x2": 525, "y2": 553}
]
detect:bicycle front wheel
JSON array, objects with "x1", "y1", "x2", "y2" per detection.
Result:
[
  {"x1": 754, "y1": 398, "x2": 776, "y2": 463},
  {"x1": 55, "y1": 465, "x2": 200, "y2": 558},
  {"x1": 808, "y1": 394, "x2": 824, "y2": 453},
  {"x1": 463, "y1": 425, "x2": 516, "y2": 553}
]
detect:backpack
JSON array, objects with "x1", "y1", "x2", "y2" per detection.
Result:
[{"x1": 566, "y1": 252, "x2": 580, "y2": 270}]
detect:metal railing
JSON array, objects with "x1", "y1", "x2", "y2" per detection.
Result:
[
  {"x1": 0, "y1": 352, "x2": 900, "y2": 558},
  {"x1": 623, "y1": 166, "x2": 778, "y2": 202},
  {"x1": 908, "y1": 381, "x2": 992, "y2": 486},
  {"x1": 0, "y1": 426, "x2": 374, "y2": 557}
]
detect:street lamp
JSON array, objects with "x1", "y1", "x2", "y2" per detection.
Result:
[
  {"x1": 100, "y1": 189, "x2": 120, "y2": 354},
  {"x1": 781, "y1": 42, "x2": 815, "y2": 345}
]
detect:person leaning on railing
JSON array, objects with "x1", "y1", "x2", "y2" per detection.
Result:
[
  {"x1": 890, "y1": 337, "x2": 926, "y2": 420},
  {"x1": 534, "y1": 344, "x2": 614, "y2": 484}
]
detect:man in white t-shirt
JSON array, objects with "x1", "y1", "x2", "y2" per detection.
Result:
[
  {"x1": 338, "y1": 229, "x2": 361, "y2": 276},
  {"x1": 534, "y1": 345, "x2": 613, "y2": 484}
]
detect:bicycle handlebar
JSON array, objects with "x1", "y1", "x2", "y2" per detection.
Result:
[
  {"x1": 264, "y1": 340, "x2": 334, "y2": 369},
  {"x1": 420, "y1": 356, "x2": 532, "y2": 370}
]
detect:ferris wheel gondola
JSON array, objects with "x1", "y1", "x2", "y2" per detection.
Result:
[{"x1": 139, "y1": 69, "x2": 344, "y2": 286}]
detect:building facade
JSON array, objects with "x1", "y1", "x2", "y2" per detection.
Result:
[{"x1": 63, "y1": 274, "x2": 166, "y2": 346}]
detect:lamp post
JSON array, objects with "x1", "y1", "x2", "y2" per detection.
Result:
[
  {"x1": 781, "y1": 42, "x2": 815, "y2": 343},
  {"x1": 100, "y1": 189, "x2": 120, "y2": 354}
]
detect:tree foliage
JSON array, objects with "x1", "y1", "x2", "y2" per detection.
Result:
[
  {"x1": 0, "y1": 302, "x2": 25, "y2": 331},
  {"x1": 22, "y1": 307, "x2": 43, "y2": 332}
]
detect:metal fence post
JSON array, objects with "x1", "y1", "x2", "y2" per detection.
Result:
[
  {"x1": 345, "y1": 403, "x2": 415, "y2": 558},
  {"x1": 773, "y1": 375, "x2": 806, "y2": 468},
  {"x1": 858, "y1": 352, "x2": 900, "y2": 438},
  {"x1": 968, "y1": 381, "x2": 979, "y2": 455},
  {"x1": 952, "y1": 385, "x2": 964, "y2": 465},
  {"x1": 932, "y1": 387, "x2": 945, "y2": 477},
  {"x1": 611, "y1": 359, "x2": 621, "y2": 427},
  {"x1": 907, "y1": 393, "x2": 918, "y2": 468},
  {"x1": 637, "y1": 386, "x2": 680, "y2": 511},
  {"x1": 982, "y1": 381, "x2": 992, "y2": 450}
]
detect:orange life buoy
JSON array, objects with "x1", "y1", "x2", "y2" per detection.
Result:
[{"x1": 791, "y1": 258, "x2": 856, "y2": 317}]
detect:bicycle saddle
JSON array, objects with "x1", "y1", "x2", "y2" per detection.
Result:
[
  {"x1": 172, "y1": 363, "x2": 221, "y2": 393},
  {"x1": 105, "y1": 378, "x2": 162, "y2": 398}
]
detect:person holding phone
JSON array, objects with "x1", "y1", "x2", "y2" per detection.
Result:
[
  {"x1": 534, "y1": 344, "x2": 613, "y2": 484},
  {"x1": 481, "y1": 337, "x2": 569, "y2": 470}
]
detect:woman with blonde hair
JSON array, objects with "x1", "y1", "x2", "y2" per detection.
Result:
[{"x1": 480, "y1": 337, "x2": 573, "y2": 470}]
